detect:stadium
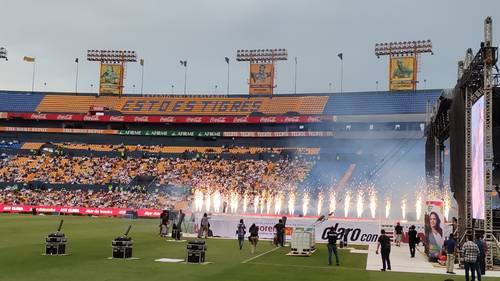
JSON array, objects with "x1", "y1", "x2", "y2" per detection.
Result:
[{"x1": 1, "y1": 2, "x2": 500, "y2": 281}]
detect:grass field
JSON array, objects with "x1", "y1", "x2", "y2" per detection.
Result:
[{"x1": 0, "y1": 214, "x2": 495, "y2": 281}]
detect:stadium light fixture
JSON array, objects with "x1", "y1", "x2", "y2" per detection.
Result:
[
  {"x1": 86, "y1": 50, "x2": 137, "y2": 63},
  {"x1": 374, "y1": 40, "x2": 433, "y2": 57},
  {"x1": 236, "y1": 48, "x2": 288, "y2": 62},
  {"x1": 0, "y1": 47, "x2": 7, "y2": 61}
]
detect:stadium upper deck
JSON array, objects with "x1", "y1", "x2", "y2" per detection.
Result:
[{"x1": 0, "y1": 89, "x2": 441, "y2": 117}]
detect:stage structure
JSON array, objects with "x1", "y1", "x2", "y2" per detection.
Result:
[
  {"x1": 375, "y1": 40, "x2": 433, "y2": 91},
  {"x1": 427, "y1": 17, "x2": 498, "y2": 269},
  {"x1": 236, "y1": 49, "x2": 288, "y2": 95},
  {"x1": 87, "y1": 50, "x2": 137, "y2": 95}
]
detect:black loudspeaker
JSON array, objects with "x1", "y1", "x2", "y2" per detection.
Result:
[
  {"x1": 111, "y1": 226, "x2": 133, "y2": 259},
  {"x1": 186, "y1": 240, "x2": 206, "y2": 263},
  {"x1": 45, "y1": 220, "x2": 67, "y2": 255}
]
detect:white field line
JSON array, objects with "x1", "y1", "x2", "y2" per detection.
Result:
[{"x1": 241, "y1": 246, "x2": 281, "y2": 264}]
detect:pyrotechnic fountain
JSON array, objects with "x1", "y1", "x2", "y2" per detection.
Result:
[
  {"x1": 302, "y1": 192, "x2": 310, "y2": 216},
  {"x1": 191, "y1": 184, "x2": 453, "y2": 221},
  {"x1": 356, "y1": 190, "x2": 364, "y2": 218},
  {"x1": 329, "y1": 191, "x2": 336, "y2": 216},
  {"x1": 274, "y1": 195, "x2": 282, "y2": 215},
  {"x1": 288, "y1": 192, "x2": 295, "y2": 215},
  {"x1": 230, "y1": 192, "x2": 239, "y2": 213},
  {"x1": 205, "y1": 191, "x2": 211, "y2": 212},
  {"x1": 317, "y1": 192, "x2": 324, "y2": 216},
  {"x1": 369, "y1": 189, "x2": 377, "y2": 219},
  {"x1": 266, "y1": 195, "x2": 273, "y2": 214},
  {"x1": 213, "y1": 190, "x2": 221, "y2": 213},
  {"x1": 443, "y1": 188, "x2": 451, "y2": 221},
  {"x1": 385, "y1": 197, "x2": 391, "y2": 219},
  {"x1": 344, "y1": 191, "x2": 351, "y2": 217},
  {"x1": 401, "y1": 197, "x2": 407, "y2": 220},
  {"x1": 194, "y1": 189, "x2": 204, "y2": 212},
  {"x1": 243, "y1": 193, "x2": 248, "y2": 214},
  {"x1": 415, "y1": 194, "x2": 422, "y2": 221}
]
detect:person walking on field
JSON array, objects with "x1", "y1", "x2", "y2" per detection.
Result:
[
  {"x1": 376, "y1": 229, "x2": 391, "y2": 271},
  {"x1": 394, "y1": 222, "x2": 403, "y2": 247},
  {"x1": 443, "y1": 233, "x2": 457, "y2": 274},
  {"x1": 198, "y1": 213, "x2": 209, "y2": 239},
  {"x1": 463, "y1": 235, "x2": 480, "y2": 281},
  {"x1": 408, "y1": 225, "x2": 418, "y2": 258},
  {"x1": 475, "y1": 234, "x2": 487, "y2": 276},
  {"x1": 236, "y1": 219, "x2": 246, "y2": 250},
  {"x1": 274, "y1": 219, "x2": 285, "y2": 247},
  {"x1": 249, "y1": 223, "x2": 259, "y2": 254},
  {"x1": 326, "y1": 227, "x2": 340, "y2": 266}
]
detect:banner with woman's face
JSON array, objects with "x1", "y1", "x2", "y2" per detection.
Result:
[{"x1": 425, "y1": 200, "x2": 445, "y2": 261}]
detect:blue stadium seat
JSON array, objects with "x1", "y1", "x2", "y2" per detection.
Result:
[
  {"x1": 0, "y1": 91, "x2": 45, "y2": 112},
  {"x1": 322, "y1": 90, "x2": 441, "y2": 115}
]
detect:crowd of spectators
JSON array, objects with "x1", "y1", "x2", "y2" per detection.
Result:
[
  {"x1": 0, "y1": 154, "x2": 313, "y2": 194},
  {"x1": 38, "y1": 142, "x2": 319, "y2": 155},
  {"x1": 0, "y1": 186, "x2": 174, "y2": 210}
]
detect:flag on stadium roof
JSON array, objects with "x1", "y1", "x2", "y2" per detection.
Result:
[
  {"x1": 23, "y1": 56, "x2": 35, "y2": 62},
  {"x1": 337, "y1": 53, "x2": 343, "y2": 60},
  {"x1": 225, "y1": 57, "x2": 229, "y2": 64}
]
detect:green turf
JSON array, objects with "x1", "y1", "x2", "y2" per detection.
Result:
[{"x1": 0, "y1": 214, "x2": 495, "y2": 281}]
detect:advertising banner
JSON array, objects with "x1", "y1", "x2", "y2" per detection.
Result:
[
  {"x1": 0, "y1": 204, "x2": 162, "y2": 218},
  {"x1": 99, "y1": 63, "x2": 123, "y2": 95},
  {"x1": 0, "y1": 126, "x2": 333, "y2": 138},
  {"x1": 195, "y1": 214, "x2": 433, "y2": 244},
  {"x1": 424, "y1": 200, "x2": 448, "y2": 260},
  {"x1": 249, "y1": 63, "x2": 274, "y2": 95},
  {"x1": 6, "y1": 112, "x2": 327, "y2": 124},
  {"x1": 389, "y1": 57, "x2": 416, "y2": 91},
  {"x1": 0, "y1": 126, "x2": 117, "y2": 135}
]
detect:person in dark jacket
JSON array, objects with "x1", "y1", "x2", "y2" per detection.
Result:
[
  {"x1": 326, "y1": 228, "x2": 340, "y2": 266},
  {"x1": 408, "y1": 225, "x2": 418, "y2": 258},
  {"x1": 274, "y1": 219, "x2": 285, "y2": 247},
  {"x1": 249, "y1": 223, "x2": 259, "y2": 254},
  {"x1": 376, "y1": 229, "x2": 391, "y2": 271},
  {"x1": 475, "y1": 234, "x2": 487, "y2": 276},
  {"x1": 236, "y1": 219, "x2": 246, "y2": 250}
]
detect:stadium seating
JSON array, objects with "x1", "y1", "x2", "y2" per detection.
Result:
[
  {"x1": 0, "y1": 90, "x2": 442, "y2": 116},
  {"x1": 322, "y1": 90, "x2": 441, "y2": 115},
  {"x1": 19, "y1": 142, "x2": 321, "y2": 155},
  {"x1": 0, "y1": 91, "x2": 46, "y2": 112}
]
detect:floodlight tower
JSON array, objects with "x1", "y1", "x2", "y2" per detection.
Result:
[
  {"x1": 375, "y1": 40, "x2": 433, "y2": 91},
  {"x1": 236, "y1": 48, "x2": 288, "y2": 95},
  {"x1": 0, "y1": 47, "x2": 7, "y2": 61},
  {"x1": 87, "y1": 50, "x2": 137, "y2": 95}
]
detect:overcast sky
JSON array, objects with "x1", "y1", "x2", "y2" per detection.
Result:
[{"x1": 0, "y1": 0, "x2": 498, "y2": 95}]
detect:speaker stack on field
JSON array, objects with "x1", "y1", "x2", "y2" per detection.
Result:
[
  {"x1": 186, "y1": 240, "x2": 206, "y2": 263},
  {"x1": 112, "y1": 225, "x2": 133, "y2": 259},
  {"x1": 45, "y1": 220, "x2": 67, "y2": 255}
]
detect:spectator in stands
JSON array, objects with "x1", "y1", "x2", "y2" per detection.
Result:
[{"x1": 376, "y1": 229, "x2": 391, "y2": 271}]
